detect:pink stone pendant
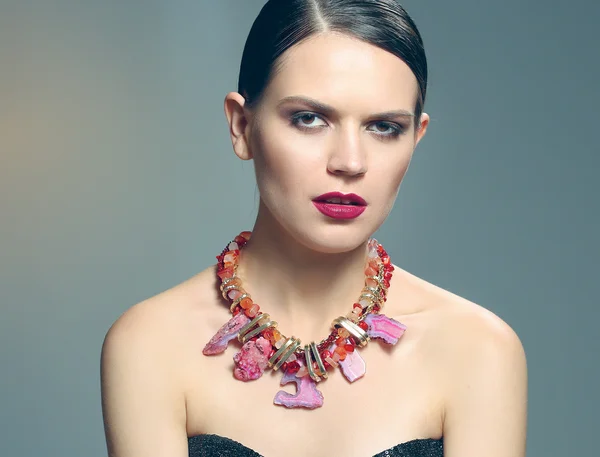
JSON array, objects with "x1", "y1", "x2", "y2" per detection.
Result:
[
  {"x1": 202, "y1": 313, "x2": 250, "y2": 355},
  {"x1": 364, "y1": 313, "x2": 407, "y2": 345},
  {"x1": 233, "y1": 337, "x2": 272, "y2": 381},
  {"x1": 339, "y1": 349, "x2": 366, "y2": 382},
  {"x1": 273, "y1": 361, "x2": 324, "y2": 409}
]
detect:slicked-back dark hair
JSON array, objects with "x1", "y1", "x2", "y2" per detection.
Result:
[{"x1": 238, "y1": 0, "x2": 428, "y2": 126}]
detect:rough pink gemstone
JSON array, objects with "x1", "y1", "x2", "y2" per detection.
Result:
[
  {"x1": 273, "y1": 360, "x2": 324, "y2": 409},
  {"x1": 339, "y1": 349, "x2": 366, "y2": 383},
  {"x1": 233, "y1": 337, "x2": 271, "y2": 381},
  {"x1": 202, "y1": 313, "x2": 250, "y2": 355},
  {"x1": 364, "y1": 313, "x2": 407, "y2": 345}
]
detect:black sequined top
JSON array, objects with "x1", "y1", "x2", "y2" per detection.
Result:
[{"x1": 188, "y1": 434, "x2": 443, "y2": 457}]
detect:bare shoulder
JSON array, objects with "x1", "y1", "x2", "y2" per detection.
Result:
[
  {"x1": 100, "y1": 265, "x2": 222, "y2": 456},
  {"x1": 104, "y1": 266, "x2": 225, "y2": 352},
  {"x1": 395, "y1": 266, "x2": 526, "y2": 363},
  {"x1": 395, "y1": 267, "x2": 528, "y2": 455}
]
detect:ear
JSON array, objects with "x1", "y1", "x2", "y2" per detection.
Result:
[
  {"x1": 414, "y1": 112, "x2": 430, "y2": 147},
  {"x1": 224, "y1": 92, "x2": 253, "y2": 160}
]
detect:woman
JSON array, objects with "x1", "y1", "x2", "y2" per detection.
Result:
[{"x1": 101, "y1": 1, "x2": 528, "y2": 456}]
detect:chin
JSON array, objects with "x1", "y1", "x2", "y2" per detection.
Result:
[
  {"x1": 259, "y1": 199, "x2": 389, "y2": 255},
  {"x1": 283, "y1": 221, "x2": 378, "y2": 255}
]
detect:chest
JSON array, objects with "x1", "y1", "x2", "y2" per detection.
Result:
[{"x1": 185, "y1": 325, "x2": 444, "y2": 457}]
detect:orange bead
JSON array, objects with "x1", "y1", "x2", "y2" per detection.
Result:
[
  {"x1": 240, "y1": 297, "x2": 253, "y2": 309},
  {"x1": 217, "y1": 267, "x2": 234, "y2": 280},
  {"x1": 365, "y1": 266, "x2": 378, "y2": 276},
  {"x1": 271, "y1": 329, "x2": 282, "y2": 345},
  {"x1": 245, "y1": 304, "x2": 260, "y2": 318},
  {"x1": 334, "y1": 346, "x2": 347, "y2": 361},
  {"x1": 335, "y1": 337, "x2": 346, "y2": 346},
  {"x1": 369, "y1": 259, "x2": 380, "y2": 270},
  {"x1": 223, "y1": 251, "x2": 238, "y2": 265}
]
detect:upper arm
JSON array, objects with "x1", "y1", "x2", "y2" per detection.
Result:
[
  {"x1": 443, "y1": 314, "x2": 528, "y2": 457},
  {"x1": 101, "y1": 303, "x2": 188, "y2": 457}
]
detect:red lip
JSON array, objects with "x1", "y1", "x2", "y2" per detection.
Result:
[
  {"x1": 312, "y1": 192, "x2": 367, "y2": 220},
  {"x1": 312, "y1": 192, "x2": 367, "y2": 206}
]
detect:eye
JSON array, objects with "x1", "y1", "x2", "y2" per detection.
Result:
[
  {"x1": 290, "y1": 112, "x2": 327, "y2": 130},
  {"x1": 367, "y1": 121, "x2": 404, "y2": 138}
]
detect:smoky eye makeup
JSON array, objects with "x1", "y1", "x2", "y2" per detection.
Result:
[
  {"x1": 289, "y1": 111, "x2": 328, "y2": 131},
  {"x1": 280, "y1": 102, "x2": 411, "y2": 139}
]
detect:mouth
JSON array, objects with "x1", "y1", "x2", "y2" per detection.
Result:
[
  {"x1": 312, "y1": 192, "x2": 367, "y2": 206},
  {"x1": 312, "y1": 192, "x2": 367, "y2": 220}
]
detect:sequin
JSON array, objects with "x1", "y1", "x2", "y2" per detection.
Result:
[{"x1": 188, "y1": 434, "x2": 443, "y2": 457}]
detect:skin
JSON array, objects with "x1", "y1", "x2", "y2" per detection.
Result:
[{"x1": 101, "y1": 33, "x2": 527, "y2": 457}]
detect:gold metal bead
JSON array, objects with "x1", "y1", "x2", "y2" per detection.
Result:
[
  {"x1": 332, "y1": 316, "x2": 370, "y2": 348},
  {"x1": 363, "y1": 286, "x2": 382, "y2": 300},
  {"x1": 220, "y1": 275, "x2": 239, "y2": 287},
  {"x1": 221, "y1": 284, "x2": 241, "y2": 300},
  {"x1": 237, "y1": 314, "x2": 269, "y2": 343},
  {"x1": 274, "y1": 337, "x2": 301, "y2": 371},
  {"x1": 237, "y1": 313, "x2": 278, "y2": 344},
  {"x1": 365, "y1": 275, "x2": 384, "y2": 284},
  {"x1": 310, "y1": 342, "x2": 328, "y2": 380},
  {"x1": 358, "y1": 292, "x2": 376, "y2": 304},
  {"x1": 229, "y1": 293, "x2": 250, "y2": 312},
  {"x1": 269, "y1": 336, "x2": 301, "y2": 371},
  {"x1": 240, "y1": 320, "x2": 278, "y2": 344},
  {"x1": 304, "y1": 345, "x2": 321, "y2": 382}
]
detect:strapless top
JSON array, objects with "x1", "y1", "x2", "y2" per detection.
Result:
[{"x1": 188, "y1": 434, "x2": 443, "y2": 457}]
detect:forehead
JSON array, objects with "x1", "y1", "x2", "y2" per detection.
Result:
[{"x1": 262, "y1": 32, "x2": 419, "y2": 113}]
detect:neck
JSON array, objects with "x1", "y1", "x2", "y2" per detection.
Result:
[{"x1": 236, "y1": 204, "x2": 369, "y2": 340}]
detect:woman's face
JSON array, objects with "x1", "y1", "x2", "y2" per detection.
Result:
[{"x1": 228, "y1": 32, "x2": 429, "y2": 254}]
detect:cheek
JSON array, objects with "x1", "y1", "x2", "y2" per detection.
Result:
[
  {"x1": 250, "y1": 125, "x2": 315, "y2": 198},
  {"x1": 372, "y1": 148, "x2": 413, "y2": 196}
]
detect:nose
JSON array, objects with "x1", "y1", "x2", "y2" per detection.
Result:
[{"x1": 326, "y1": 127, "x2": 367, "y2": 177}]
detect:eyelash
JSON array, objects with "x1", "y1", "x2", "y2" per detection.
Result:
[{"x1": 289, "y1": 112, "x2": 405, "y2": 139}]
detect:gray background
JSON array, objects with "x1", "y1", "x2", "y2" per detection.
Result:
[{"x1": 1, "y1": 0, "x2": 598, "y2": 456}]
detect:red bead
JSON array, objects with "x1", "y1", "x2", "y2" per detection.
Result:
[
  {"x1": 344, "y1": 343, "x2": 355, "y2": 353},
  {"x1": 217, "y1": 267, "x2": 235, "y2": 280},
  {"x1": 335, "y1": 337, "x2": 346, "y2": 346},
  {"x1": 321, "y1": 350, "x2": 332, "y2": 359},
  {"x1": 233, "y1": 306, "x2": 241, "y2": 315},
  {"x1": 286, "y1": 361, "x2": 300, "y2": 374},
  {"x1": 353, "y1": 303, "x2": 362, "y2": 310},
  {"x1": 358, "y1": 321, "x2": 369, "y2": 331},
  {"x1": 281, "y1": 362, "x2": 289, "y2": 372}
]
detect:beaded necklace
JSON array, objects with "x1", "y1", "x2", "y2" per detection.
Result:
[{"x1": 202, "y1": 231, "x2": 407, "y2": 409}]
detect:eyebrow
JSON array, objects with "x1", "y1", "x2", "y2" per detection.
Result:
[{"x1": 277, "y1": 95, "x2": 416, "y2": 119}]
